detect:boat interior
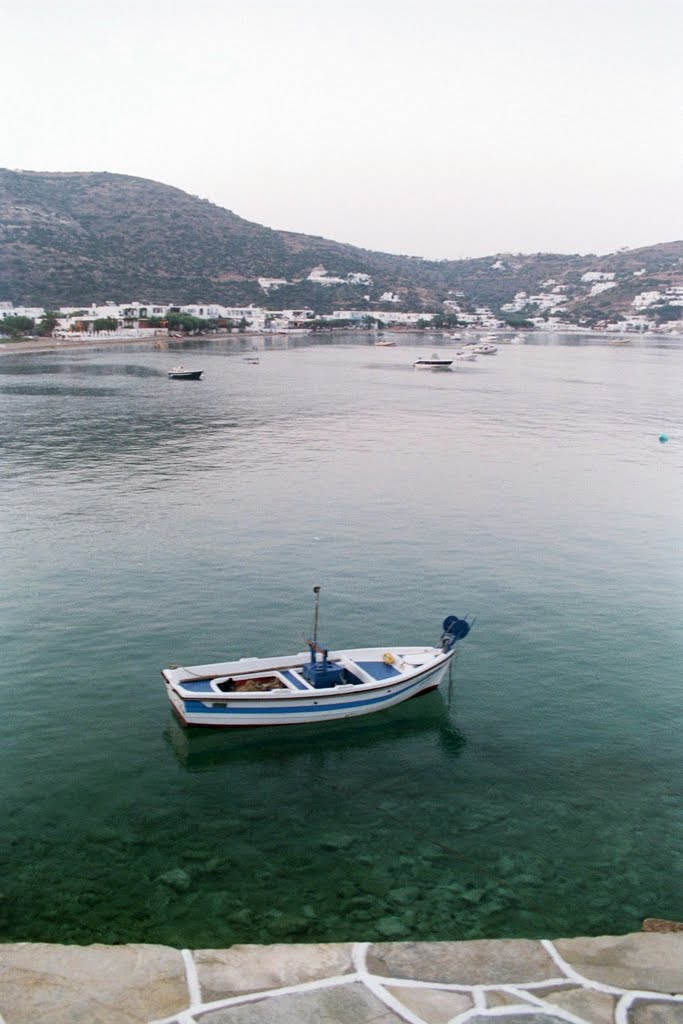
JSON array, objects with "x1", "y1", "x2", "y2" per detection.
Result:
[{"x1": 173, "y1": 650, "x2": 436, "y2": 695}]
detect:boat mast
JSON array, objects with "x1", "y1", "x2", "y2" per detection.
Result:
[{"x1": 312, "y1": 585, "x2": 321, "y2": 645}]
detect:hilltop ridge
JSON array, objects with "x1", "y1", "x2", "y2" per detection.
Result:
[{"x1": 1, "y1": 169, "x2": 681, "y2": 327}]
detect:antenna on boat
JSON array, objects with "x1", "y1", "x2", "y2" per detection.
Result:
[{"x1": 312, "y1": 585, "x2": 321, "y2": 644}]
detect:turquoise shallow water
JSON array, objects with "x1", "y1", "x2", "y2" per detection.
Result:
[{"x1": 1, "y1": 333, "x2": 681, "y2": 946}]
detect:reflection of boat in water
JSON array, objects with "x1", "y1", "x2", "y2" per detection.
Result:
[{"x1": 163, "y1": 688, "x2": 466, "y2": 772}]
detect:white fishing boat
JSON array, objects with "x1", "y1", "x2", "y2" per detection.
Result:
[
  {"x1": 375, "y1": 338, "x2": 396, "y2": 347},
  {"x1": 413, "y1": 353, "x2": 453, "y2": 371},
  {"x1": 473, "y1": 342, "x2": 497, "y2": 355},
  {"x1": 162, "y1": 588, "x2": 470, "y2": 728}
]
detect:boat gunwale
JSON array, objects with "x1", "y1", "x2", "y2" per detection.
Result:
[{"x1": 162, "y1": 648, "x2": 452, "y2": 701}]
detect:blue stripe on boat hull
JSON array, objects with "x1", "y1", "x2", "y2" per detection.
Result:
[{"x1": 170, "y1": 662, "x2": 448, "y2": 727}]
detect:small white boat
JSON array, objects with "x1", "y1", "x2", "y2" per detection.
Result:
[
  {"x1": 414, "y1": 353, "x2": 453, "y2": 371},
  {"x1": 375, "y1": 339, "x2": 396, "y2": 347},
  {"x1": 162, "y1": 589, "x2": 471, "y2": 728},
  {"x1": 242, "y1": 356, "x2": 260, "y2": 364},
  {"x1": 453, "y1": 348, "x2": 477, "y2": 362},
  {"x1": 168, "y1": 366, "x2": 203, "y2": 380},
  {"x1": 473, "y1": 342, "x2": 497, "y2": 355}
]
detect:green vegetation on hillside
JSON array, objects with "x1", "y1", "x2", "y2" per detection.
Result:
[{"x1": 1, "y1": 169, "x2": 681, "y2": 324}]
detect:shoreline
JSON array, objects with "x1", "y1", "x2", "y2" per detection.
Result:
[
  {"x1": 1, "y1": 327, "x2": 679, "y2": 358},
  {"x1": 0, "y1": 331, "x2": 256, "y2": 357}
]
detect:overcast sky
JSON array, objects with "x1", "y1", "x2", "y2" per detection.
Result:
[{"x1": 2, "y1": 0, "x2": 681, "y2": 259}]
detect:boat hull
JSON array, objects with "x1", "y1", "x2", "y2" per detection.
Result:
[{"x1": 162, "y1": 647, "x2": 454, "y2": 728}]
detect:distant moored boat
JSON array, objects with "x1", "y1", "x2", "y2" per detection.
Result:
[
  {"x1": 413, "y1": 353, "x2": 453, "y2": 371},
  {"x1": 168, "y1": 366, "x2": 203, "y2": 380}
]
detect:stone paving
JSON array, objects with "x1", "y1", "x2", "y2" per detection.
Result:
[{"x1": 1, "y1": 929, "x2": 682, "y2": 1024}]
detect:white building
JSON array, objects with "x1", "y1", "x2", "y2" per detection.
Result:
[
  {"x1": 501, "y1": 292, "x2": 528, "y2": 313},
  {"x1": 581, "y1": 272, "x2": 615, "y2": 282},
  {"x1": 329, "y1": 309, "x2": 434, "y2": 326},
  {"x1": 0, "y1": 302, "x2": 47, "y2": 321},
  {"x1": 266, "y1": 308, "x2": 316, "y2": 329},
  {"x1": 258, "y1": 277, "x2": 290, "y2": 293},
  {"x1": 307, "y1": 266, "x2": 373, "y2": 287},
  {"x1": 632, "y1": 290, "x2": 663, "y2": 309},
  {"x1": 307, "y1": 266, "x2": 347, "y2": 286},
  {"x1": 501, "y1": 292, "x2": 566, "y2": 313},
  {"x1": 178, "y1": 304, "x2": 267, "y2": 329},
  {"x1": 589, "y1": 281, "x2": 617, "y2": 296}
]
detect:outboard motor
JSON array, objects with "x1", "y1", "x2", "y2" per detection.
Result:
[{"x1": 441, "y1": 615, "x2": 470, "y2": 652}]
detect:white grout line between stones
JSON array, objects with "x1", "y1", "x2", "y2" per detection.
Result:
[{"x1": 181, "y1": 949, "x2": 202, "y2": 1011}]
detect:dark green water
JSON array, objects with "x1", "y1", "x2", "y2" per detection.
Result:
[{"x1": 1, "y1": 333, "x2": 681, "y2": 946}]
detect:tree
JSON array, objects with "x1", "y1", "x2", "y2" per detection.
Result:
[
  {"x1": 431, "y1": 312, "x2": 464, "y2": 329},
  {"x1": 651, "y1": 304, "x2": 683, "y2": 323},
  {"x1": 502, "y1": 314, "x2": 534, "y2": 329},
  {"x1": 36, "y1": 311, "x2": 60, "y2": 336},
  {"x1": 0, "y1": 315, "x2": 35, "y2": 339},
  {"x1": 92, "y1": 317, "x2": 119, "y2": 332},
  {"x1": 166, "y1": 312, "x2": 207, "y2": 334}
]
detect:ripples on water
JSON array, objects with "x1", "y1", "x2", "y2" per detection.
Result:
[{"x1": 0, "y1": 334, "x2": 681, "y2": 945}]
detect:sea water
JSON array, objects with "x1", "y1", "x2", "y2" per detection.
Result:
[{"x1": 0, "y1": 333, "x2": 681, "y2": 946}]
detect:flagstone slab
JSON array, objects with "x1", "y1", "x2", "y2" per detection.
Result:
[
  {"x1": 536, "y1": 985, "x2": 617, "y2": 1024},
  {"x1": 193, "y1": 942, "x2": 354, "y2": 1001},
  {"x1": 385, "y1": 984, "x2": 474, "y2": 1023},
  {"x1": 195, "y1": 980, "x2": 404, "y2": 1023},
  {"x1": 368, "y1": 939, "x2": 559, "y2": 984},
  {"x1": 466, "y1": 1016, "x2": 570, "y2": 1024},
  {"x1": 554, "y1": 933, "x2": 683, "y2": 992},
  {"x1": 629, "y1": 1000, "x2": 683, "y2": 1024},
  {"x1": 0, "y1": 942, "x2": 187, "y2": 1024}
]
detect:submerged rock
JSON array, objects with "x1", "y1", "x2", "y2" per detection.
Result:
[
  {"x1": 318, "y1": 833, "x2": 354, "y2": 852},
  {"x1": 376, "y1": 915, "x2": 412, "y2": 938},
  {"x1": 157, "y1": 868, "x2": 191, "y2": 892}
]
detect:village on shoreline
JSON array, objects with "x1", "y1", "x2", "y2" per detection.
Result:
[
  {"x1": 2, "y1": 272, "x2": 683, "y2": 353},
  {"x1": 1, "y1": 322, "x2": 679, "y2": 359}
]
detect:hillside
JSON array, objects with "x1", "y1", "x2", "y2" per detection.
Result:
[{"x1": 1, "y1": 169, "x2": 681, "y2": 324}]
